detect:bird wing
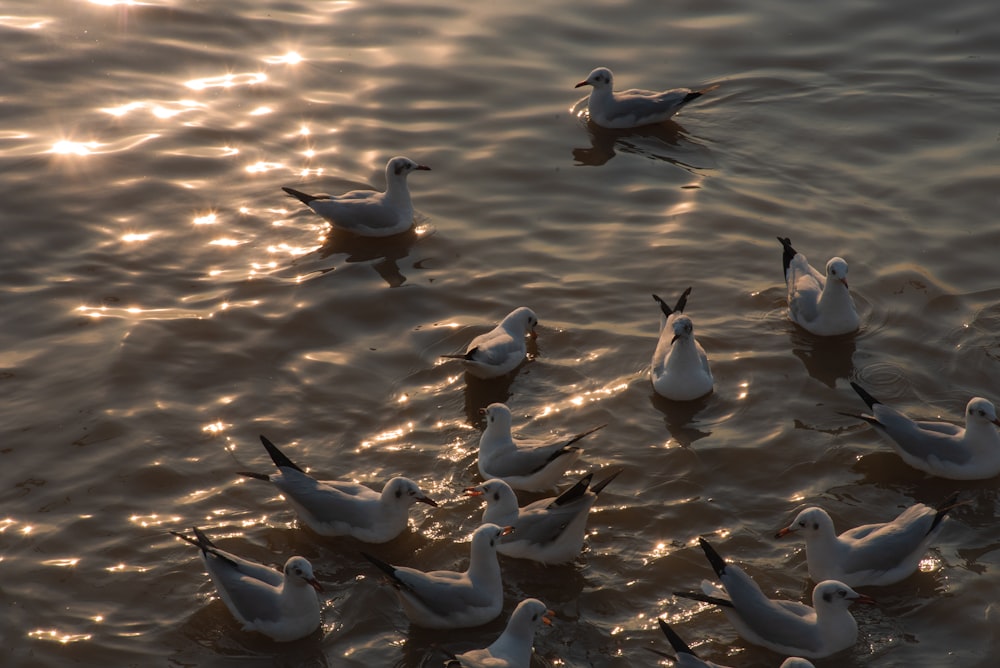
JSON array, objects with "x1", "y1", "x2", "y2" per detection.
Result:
[
  {"x1": 787, "y1": 256, "x2": 824, "y2": 324},
  {"x1": 872, "y1": 407, "x2": 973, "y2": 465},
  {"x1": 510, "y1": 500, "x2": 592, "y2": 547},
  {"x1": 203, "y1": 551, "x2": 285, "y2": 623},
  {"x1": 717, "y1": 565, "x2": 823, "y2": 653},
  {"x1": 271, "y1": 469, "x2": 380, "y2": 528},
  {"x1": 482, "y1": 442, "x2": 575, "y2": 478},
  {"x1": 838, "y1": 507, "x2": 935, "y2": 573}
]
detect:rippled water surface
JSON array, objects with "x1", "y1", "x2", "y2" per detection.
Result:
[{"x1": 3, "y1": 1, "x2": 1000, "y2": 666}]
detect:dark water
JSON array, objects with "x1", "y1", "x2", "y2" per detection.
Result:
[{"x1": 2, "y1": 1, "x2": 999, "y2": 666}]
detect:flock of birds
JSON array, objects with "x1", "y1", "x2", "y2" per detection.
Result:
[{"x1": 168, "y1": 67, "x2": 1000, "y2": 667}]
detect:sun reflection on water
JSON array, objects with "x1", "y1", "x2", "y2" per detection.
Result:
[
  {"x1": 27, "y1": 629, "x2": 92, "y2": 644},
  {"x1": 185, "y1": 72, "x2": 267, "y2": 91}
]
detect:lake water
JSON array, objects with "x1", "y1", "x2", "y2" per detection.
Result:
[{"x1": 2, "y1": 1, "x2": 999, "y2": 666}]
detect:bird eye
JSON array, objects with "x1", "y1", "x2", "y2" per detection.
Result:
[
  {"x1": 813, "y1": 523, "x2": 819, "y2": 530},
  {"x1": 490, "y1": 539, "x2": 495, "y2": 547},
  {"x1": 799, "y1": 521, "x2": 806, "y2": 527},
  {"x1": 532, "y1": 614, "x2": 538, "y2": 621},
  {"x1": 493, "y1": 492, "x2": 500, "y2": 501},
  {"x1": 395, "y1": 489, "x2": 402, "y2": 498}
]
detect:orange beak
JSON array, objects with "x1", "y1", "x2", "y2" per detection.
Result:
[{"x1": 501, "y1": 525, "x2": 515, "y2": 536}]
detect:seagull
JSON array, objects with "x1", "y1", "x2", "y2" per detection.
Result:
[
  {"x1": 282, "y1": 156, "x2": 430, "y2": 237},
  {"x1": 170, "y1": 527, "x2": 322, "y2": 642},
  {"x1": 775, "y1": 496, "x2": 958, "y2": 587},
  {"x1": 674, "y1": 537, "x2": 874, "y2": 659},
  {"x1": 441, "y1": 307, "x2": 538, "y2": 379},
  {"x1": 574, "y1": 67, "x2": 718, "y2": 129},
  {"x1": 443, "y1": 598, "x2": 553, "y2": 668},
  {"x1": 648, "y1": 619, "x2": 816, "y2": 668},
  {"x1": 650, "y1": 288, "x2": 713, "y2": 401},
  {"x1": 848, "y1": 382, "x2": 1000, "y2": 480},
  {"x1": 238, "y1": 435, "x2": 437, "y2": 543},
  {"x1": 477, "y1": 402, "x2": 606, "y2": 492},
  {"x1": 465, "y1": 469, "x2": 621, "y2": 564},
  {"x1": 777, "y1": 237, "x2": 859, "y2": 336},
  {"x1": 362, "y1": 523, "x2": 511, "y2": 629}
]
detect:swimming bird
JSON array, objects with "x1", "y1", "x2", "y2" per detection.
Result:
[
  {"x1": 362, "y1": 523, "x2": 511, "y2": 629},
  {"x1": 477, "y1": 402, "x2": 605, "y2": 492},
  {"x1": 651, "y1": 288, "x2": 713, "y2": 401},
  {"x1": 775, "y1": 495, "x2": 958, "y2": 587},
  {"x1": 777, "y1": 236, "x2": 859, "y2": 336},
  {"x1": 465, "y1": 469, "x2": 621, "y2": 564},
  {"x1": 170, "y1": 527, "x2": 322, "y2": 642},
  {"x1": 848, "y1": 382, "x2": 1000, "y2": 480},
  {"x1": 574, "y1": 67, "x2": 717, "y2": 129},
  {"x1": 443, "y1": 598, "x2": 553, "y2": 668},
  {"x1": 441, "y1": 307, "x2": 538, "y2": 379},
  {"x1": 238, "y1": 435, "x2": 437, "y2": 543},
  {"x1": 648, "y1": 619, "x2": 816, "y2": 668},
  {"x1": 674, "y1": 537, "x2": 874, "y2": 659},
  {"x1": 282, "y1": 156, "x2": 430, "y2": 237}
]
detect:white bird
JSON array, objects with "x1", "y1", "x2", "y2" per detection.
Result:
[
  {"x1": 442, "y1": 307, "x2": 538, "y2": 379},
  {"x1": 849, "y1": 382, "x2": 1000, "y2": 480},
  {"x1": 238, "y1": 435, "x2": 437, "y2": 543},
  {"x1": 170, "y1": 527, "x2": 322, "y2": 642},
  {"x1": 282, "y1": 156, "x2": 430, "y2": 237},
  {"x1": 477, "y1": 402, "x2": 605, "y2": 492},
  {"x1": 465, "y1": 469, "x2": 621, "y2": 564},
  {"x1": 775, "y1": 495, "x2": 958, "y2": 587},
  {"x1": 674, "y1": 538, "x2": 874, "y2": 659},
  {"x1": 362, "y1": 523, "x2": 511, "y2": 629},
  {"x1": 648, "y1": 619, "x2": 816, "y2": 668},
  {"x1": 574, "y1": 67, "x2": 718, "y2": 129},
  {"x1": 444, "y1": 598, "x2": 553, "y2": 668},
  {"x1": 650, "y1": 288, "x2": 713, "y2": 401},
  {"x1": 777, "y1": 236, "x2": 859, "y2": 336}
]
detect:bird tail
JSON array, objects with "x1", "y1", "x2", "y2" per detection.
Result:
[{"x1": 259, "y1": 435, "x2": 306, "y2": 473}]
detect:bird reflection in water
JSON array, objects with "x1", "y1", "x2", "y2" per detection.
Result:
[
  {"x1": 650, "y1": 391, "x2": 712, "y2": 447},
  {"x1": 572, "y1": 119, "x2": 714, "y2": 171},
  {"x1": 302, "y1": 225, "x2": 429, "y2": 288},
  {"x1": 789, "y1": 328, "x2": 857, "y2": 389}
]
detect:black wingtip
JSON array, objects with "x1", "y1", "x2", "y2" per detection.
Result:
[
  {"x1": 652, "y1": 293, "x2": 672, "y2": 317},
  {"x1": 282, "y1": 186, "x2": 317, "y2": 204},
  {"x1": 361, "y1": 551, "x2": 399, "y2": 582},
  {"x1": 673, "y1": 590, "x2": 734, "y2": 608},
  {"x1": 777, "y1": 236, "x2": 796, "y2": 277},
  {"x1": 652, "y1": 288, "x2": 692, "y2": 317},
  {"x1": 698, "y1": 537, "x2": 727, "y2": 578},
  {"x1": 236, "y1": 471, "x2": 271, "y2": 481},
  {"x1": 551, "y1": 473, "x2": 594, "y2": 507},
  {"x1": 674, "y1": 287, "x2": 692, "y2": 315},
  {"x1": 849, "y1": 381, "x2": 881, "y2": 410},
  {"x1": 930, "y1": 493, "x2": 962, "y2": 533},
  {"x1": 590, "y1": 467, "x2": 623, "y2": 496},
  {"x1": 259, "y1": 435, "x2": 306, "y2": 473},
  {"x1": 657, "y1": 619, "x2": 697, "y2": 656}
]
